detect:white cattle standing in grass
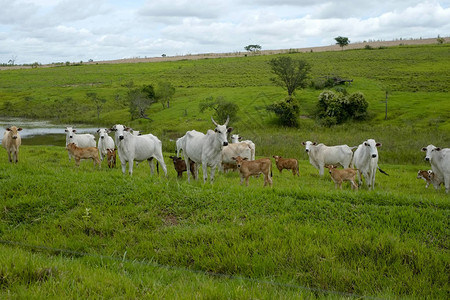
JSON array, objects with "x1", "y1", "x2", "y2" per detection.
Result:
[
  {"x1": 182, "y1": 116, "x2": 232, "y2": 183},
  {"x1": 352, "y1": 139, "x2": 388, "y2": 190},
  {"x1": 2, "y1": 126, "x2": 22, "y2": 163},
  {"x1": 421, "y1": 144, "x2": 450, "y2": 194},
  {"x1": 302, "y1": 141, "x2": 355, "y2": 176},
  {"x1": 231, "y1": 134, "x2": 256, "y2": 160},
  {"x1": 97, "y1": 128, "x2": 115, "y2": 161},
  {"x1": 110, "y1": 124, "x2": 167, "y2": 176},
  {"x1": 65, "y1": 127, "x2": 96, "y2": 161},
  {"x1": 176, "y1": 135, "x2": 185, "y2": 157}
]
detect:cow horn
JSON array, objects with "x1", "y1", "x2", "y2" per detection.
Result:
[
  {"x1": 224, "y1": 115, "x2": 229, "y2": 126},
  {"x1": 211, "y1": 116, "x2": 218, "y2": 126}
]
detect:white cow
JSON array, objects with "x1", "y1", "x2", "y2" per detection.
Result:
[
  {"x1": 422, "y1": 144, "x2": 450, "y2": 194},
  {"x1": 110, "y1": 124, "x2": 167, "y2": 176},
  {"x1": 176, "y1": 136, "x2": 185, "y2": 157},
  {"x1": 65, "y1": 127, "x2": 96, "y2": 161},
  {"x1": 182, "y1": 117, "x2": 232, "y2": 183},
  {"x1": 231, "y1": 134, "x2": 255, "y2": 160},
  {"x1": 2, "y1": 126, "x2": 22, "y2": 163},
  {"x1": 97, "y1": 128, "x2": 115, "y2": 161},
  {"x1": 352, "y1": 139, "x2": 387, "y2": 190},
  {"x1": 302, "y1": 141, "x2": 355, "y2": 176}
]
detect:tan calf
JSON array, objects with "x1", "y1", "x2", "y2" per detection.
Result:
[
  {"x1": 417, "y1": 170, "x2": 443, "y2": 189},
  {"x1": 66, "y1": 143, "x2": 101, "y2": 168},
  {"x1": 326, "y1": 165, "x2": 358, "y2": 190},
  {"x1": 2, "y1": 126, "x2": 22, "y2": 163},
  {"x1": 107, "y1": 148, "x2": 116, "y2": 168},
  {"x1": 273, "y1": 155, "x2": 299, "y2": 176},
  {"x1": 232, "y1": 156, "x2": 272, "y2": 187}
]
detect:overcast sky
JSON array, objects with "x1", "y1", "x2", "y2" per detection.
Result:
[{"x1": 1, "y1": 0, "x2": 449, "y2": 65}]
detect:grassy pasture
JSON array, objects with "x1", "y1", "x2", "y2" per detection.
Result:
[
  {"x1": 0, "y1": 43, "x2": 449, "y2": 298},
  {"x1": 0, "y1": 146, "x2": 449, "y2": 298}
]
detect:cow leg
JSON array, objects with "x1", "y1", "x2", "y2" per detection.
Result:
[
  {"x1": 319, "y1": 164, "x2": 325, "y2": 176},
  {"x1": 357, "y1": 170, "x2": 363, "y2": 186},
  {"x1": 210, "y1": 165, "x2": 216, "y2": 184},
  {"x1": 121, "y1": 161, "x2": 127, "y2": 174},
  {"x1": 148, "y1": 158, "x2": 155, "y2": 175},
  {"x1": 444, "y1": 176, "x2": 449, "y2": 194},
  {"x1": 202, "y1": 163, "x2": 208, "y2": 184},
  {"x1": 7, "y1": 151, "x2": 12, "y2": 163},
  {"x1": 245, "y1": 176, "x2": 250, "y2": 186},
  {"x1": 185, "y1": 158, "x2": 191, "y2": 182}
]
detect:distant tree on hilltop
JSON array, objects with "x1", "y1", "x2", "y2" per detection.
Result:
[{"x1": 335, "y1": 36, "x2": 350, "y2": 50}]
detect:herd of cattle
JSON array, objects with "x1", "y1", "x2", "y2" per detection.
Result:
[{"x1": 2, "y1": 118, "x2": 449, "y2": 193}]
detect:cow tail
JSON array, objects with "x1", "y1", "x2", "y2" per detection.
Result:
[{"x1": 378, "y1": 167, "x2": 389, "y2": 176}]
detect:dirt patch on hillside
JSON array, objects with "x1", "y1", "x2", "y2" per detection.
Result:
[{"x1": 1, "y1": 37, "x2": 447, "y2": 70}]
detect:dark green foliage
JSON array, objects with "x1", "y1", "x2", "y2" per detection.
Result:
[
  {"x1": 316, "y1": 90, "x2": 368, "y2": 126},
  {"x1": 199, "y1": 96, "x2": 239, "y2": 124},
  {"x1": 244, "y1": 45, "x2": 262, "y2": 52},
  {"x1": 335, "y1": 36, "x2": 350, "y2": 50},
  {"x1": 128, "y1": 87, "x2": 155, "y2": 120},
  {"x1": 268, "y1": 56, "x2": 311, "y2": 96},
  {"x1": 266, "y1": 97, "x2": 300, "y2": 127},
  {"x1": 155, "y1": 81, "x2": 176, "y2": 109}
]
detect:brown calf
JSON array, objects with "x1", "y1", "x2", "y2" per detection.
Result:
[
  {"x1": 2, "y1": 126, "x2": 22, "y2": 163},
  {"x1": 273, "y1": 155, "x2": 299, "y2": 176},
  {"x1": 66, "y1": 143, "x2": 101, "y2": 168},
  {"x1": 326, "y1": 165, "x2": 358, "y2": 190},
  {"x1": 222, "y1": 162, "x2": 238, "y2": 173},
  {"x1": 417, "y1": 170, "x2": 443, "y2": 189},
  {"x1": 106, "y1": 148, "x2": 116, "y2": 168},
  {"x1": 169, "y1": 156, "x2": 196, "y2": 179},
  {"x1": 232, "y1": 156, "x2": 272, "y2": 187}
]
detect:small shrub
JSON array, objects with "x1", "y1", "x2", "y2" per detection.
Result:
[
  {"x1": 266, "y1": 97, "x2": 300, "y2": 127},
  {"x1": 316, "y1": 90, "x2": 368, "y2": 126}
]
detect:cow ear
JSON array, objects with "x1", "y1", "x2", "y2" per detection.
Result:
[
  {"x1": 421, "y1": 147, "x2": 427, "y2": 152},
  {"x1": 73, "y1": 129, "x2": 77, "y2": 132},
  {"x1": 17, "y1": 128, "x2": 22, "y2": 131},
  {"x1": 301, "y1": 141, "x2": 306, "y2": 145},
  {"x1": 231, "y1": 157, "x2": 236, "y2": 160},
  {"x1": 97, "y1": 129, "x2": 100, "y2": 133},
  {"x1": 125, "y1": 127, "x2": 131, "y2": 132},
  {"x1": 6, "y1": 128, "x2": 11, "y2": 131},
  {"x1": 65, "y1": 129, "x2": 68, "y2": 132},
  {"x1": 238, "y1": 136, "x2": 242, "y2": 140},
  {"x1": 364, "y1": 142, "x2": 369, "y2": 146},
  {"x1": 312, "y1": 142, "x2": 317, "y2": 145},
  {"x1": 435, "y1": 147, "x2": 441, "y2": 151},
  {"x1": 376, "y1": 143, "x2": 382, "y2": 147},
  {"x1": 227, "y1": 127, "x2": 233, "y2": 133},
  {"x1": 243, "y1": 157, "x2": 248, "y2": 161}
]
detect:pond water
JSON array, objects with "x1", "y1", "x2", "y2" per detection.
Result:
[{"x1": 0, "y1": 117, "x2": 99, "y2": 146}]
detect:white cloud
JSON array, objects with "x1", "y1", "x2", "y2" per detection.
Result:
[{"x1": 0, "y1": 0, "x2": 449, "y2": 64}]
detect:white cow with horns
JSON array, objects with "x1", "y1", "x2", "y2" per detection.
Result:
[
  {"x1": 302, "y1": 141, "x2": 355, "y2": 176},
  {"x1": 97, "y1": 128, "x2": 115, "y2": 161},
  {"x1": 110, "y1": 124, "x2": 167, "y2": 176},
  {"x1": 421, "y1": 144, "x2": 450, "y2": 194},
  {"x1": 181, "y1": 116, "x2": 233, "y2": 183},
  {"x1": 65, "y1": 127, "x2": 96, "y2": 161},
  {"x1": 352, "y1": 139, "x2": 388, "y2": 190}
]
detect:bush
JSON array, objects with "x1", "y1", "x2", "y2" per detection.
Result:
[
  {"x1": 316, "y1": 90, "x2": 368, "y2": 126},
  {"x1": 266, "y1": 97, "x2": 300, "y2": 127},
  {"x1": 199, "y1": 96, "x2": 239, "y2": 124}
]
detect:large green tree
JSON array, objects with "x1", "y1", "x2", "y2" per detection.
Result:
[{"x1": 268, "y1": 56, "x2": 311, "y2": 97}]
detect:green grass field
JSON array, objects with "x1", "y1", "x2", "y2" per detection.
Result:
[
  {"x1": 0, "y1": 43, "x2": 449, "y2": 298},
  {"x1": 0, "y1": 146, "x2": 449, "y2": 298}
]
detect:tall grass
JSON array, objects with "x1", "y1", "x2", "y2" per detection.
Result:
[{"x1": 0, "y1": 145, "x2": 448, "y2": 298}]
